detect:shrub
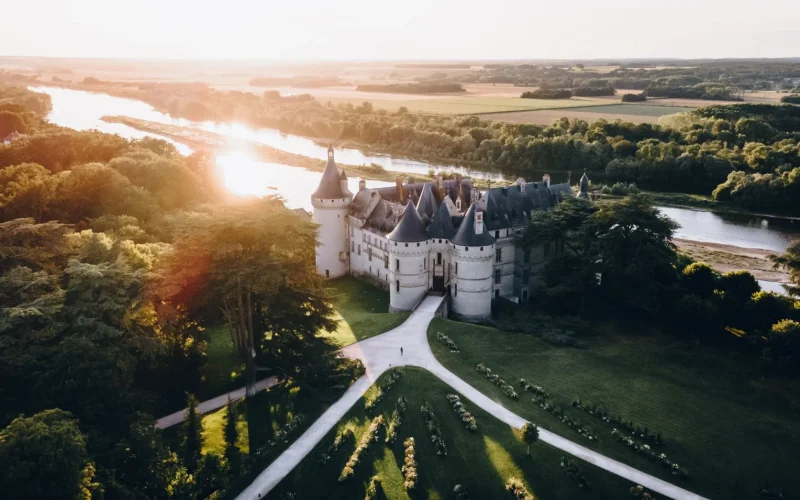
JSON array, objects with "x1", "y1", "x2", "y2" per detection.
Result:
[
  {"x1": 385, "y1": 397, "x2": 408, "y2": 444},
  {"x1": 454, "y1": 484, "x2": 471, "y2": 500},
  {"x1": 420, "y1": 402, "x2": 447, "y2": 456},
  {"x1": 401, "y1": 438, "x2": 418, "y2": 491},
  {"x1": 365, "y1": 371, "x2": 403, "y2": 411},
  {"x1": 573, "y1": 398, "x2": 664, "y2": 445},
  {"x1": 253, "y1": 414, "x2": 306, "y2": 459},
  {"x1": 519, "y1": 379, "x2": 549, "y2": 398},
  {"x1": 630, "y1": 484, "x2": 657, "y2": 499},
  {"x1": 365, "y1": 475, "x2": 383, "y2": 500},
  {"x1": 445, "y1": 394, "x2": 478, "y2": 432},
  {"x1": 780, "y1": 94, "x2": 800, "y2": 105},
  {"x1": 475, "y1": 363, "x2": 518, "y2": 400},
  {"x1": 611, "y1": 429, "x2": 689, "y2": 479},
  {"x1": 560, "y1": 456, "x2": 590, "y2": 489},
  {"x1": 535, "y1": 396, "x2": 598, "y2": 441},
  {"x1": 505, "y1": 477, "x2": 533, "y2": 500},
  {"x1": 338, "y1": 415, "x2": 385, "y2": 481},
  {"x1": 436, "y1": 331, "x2": 459, "y2": 352},
  {"x1": 622, "y1": 93, "x2": 647, "y2": 102},
  {"x1": 318, "y1": 428, "x2": 354, "y2": 465}
]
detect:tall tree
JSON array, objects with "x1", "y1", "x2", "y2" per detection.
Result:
[
  {"x1": 224, "y1": 397, "x2": 242, "y2": 478},
  {"x1": 183, "y1": 393, "x2": 203, "y2": 474},
  {"x1": 770, "y1": 241, "x2": 800, "y2": 296}
]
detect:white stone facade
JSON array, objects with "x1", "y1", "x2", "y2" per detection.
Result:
[{"x1": 312, "y1": 149, "x2": 575, "y2": 322}]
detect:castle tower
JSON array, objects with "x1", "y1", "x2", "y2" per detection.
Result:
[
  {"x1": 387, "y1": 201, "x2": 430, "y2": 312},
  {"x1": 311, "y1": 145, "x2": 351, "y2": 279},
  {"x1": 450, "y1": 204, "x2": 494, "y2": 322},
  {"x1": 578, "y1": 171, "x2": 590, "y2": 199}
]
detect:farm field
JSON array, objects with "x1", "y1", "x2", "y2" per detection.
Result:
[
  {"x1": 427, "y1": 318, "x2": 800, "y2": 500},
  {"x1": 273, "y1": 367, "x2": 634, "y2": 500},
  {"x1": 565, "y1": 103, "x2": 696, "y2": 116}
]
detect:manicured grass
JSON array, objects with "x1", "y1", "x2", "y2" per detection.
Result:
[
  {"x1": 322, "y1": 276, "x2": 409, "y2": 347},
  {"x1": 198, "y1": 325, "x2": 244, "y2": 400},
  {"x1": 274, "y1": 367, "x2": 633, "y2": 499},
  {"x1": 427, "y1": 318, "x2": 800, "y2": 499},
  {"x1": 200, "y1": 404, "x2": 250, "y2": 456}
]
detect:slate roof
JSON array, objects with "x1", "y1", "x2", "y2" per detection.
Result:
[
  {"x1": 427, "y1": 201, "x2": 456, "y2": 239},
  {"x1": 312, "y1": 153, "x2": 346, "y2": 199},
  {"x1": 578, "y1": 173, "x2": 590, "y2": 199},
  {"x1": 416, "y1": 183, "x2": 437, "y2": 222},
  {"x1": 482, "y1": 182, "x2": 558, "y2": 231},
  {"x1": 451, "y1": 204, "x2": 495, "y2": 247},
  {"x1": 387, "y1": 201, "x2": 429, "y2": 242}
]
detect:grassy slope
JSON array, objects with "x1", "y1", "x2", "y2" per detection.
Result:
[
  {"x1": 427, "y1": 318, "x2": 800, "y2": 500},
  {"x1": 274, "y1": 367, "x2": 632, "y2": 500},
  {"x1": 322, "y1": 276, "x2": 409, "y2": 347}
]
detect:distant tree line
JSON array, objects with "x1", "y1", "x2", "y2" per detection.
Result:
[
  {"x1": 355, "y1": 82, "x2": 465, "y2": 94},
  {"x1": 521, "y1": 89, "x2": 572, "y2": 99},
  {"x1": 621, "y1": 93, "x2": 647, "y2": 102}
]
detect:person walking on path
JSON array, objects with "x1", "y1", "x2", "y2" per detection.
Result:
[{"x1": 400, "y1": 347, "x2": 403, "y2": 356}]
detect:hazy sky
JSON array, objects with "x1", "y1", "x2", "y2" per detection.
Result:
[{"x1": 2, "y1": 0, "x2": 799, "y2": 60}]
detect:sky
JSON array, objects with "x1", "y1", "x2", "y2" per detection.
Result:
[{"x1": 1, "y1": 0, "x2": 799, "y2": 60}]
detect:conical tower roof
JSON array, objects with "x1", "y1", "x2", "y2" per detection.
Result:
[
  {"x1": 451, "y1": 204, "x2": 495, "y2": 247},
  {"x1": 427, "y1": 200, "x2": 456, "y2": 239},
  {"x1": 312, "y1": 145, "x2": 345, "y2": 199},
  {"x1": 416, "y1": 183, "x2": 437, "y2": 221},
  {"x1": 578, "y1": 171, "x2": 590, "y2": 199},
  {"x1": 387, "y1": 201, "x2": 429, "y2": 242}
]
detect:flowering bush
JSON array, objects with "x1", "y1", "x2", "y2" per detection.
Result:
[
  {"x1": 505, "y1": 477, "x2": 533, "y2": 500},
  {"x1": 338, "y1": 415, "x2": 385, "y2": 482},
  {"x1": 573, "y1": 398, "x2": 665, "y2": 445},
  {"x1": 365, "y1": 371, "x2": 403, "y2": 411},
  {"x1": 420, "y1": 402, "x2": 447, "y2": 456},
  {"x1": 560, "y1": 456, "x2": 590, "y2": 489},
  {"x1": 318, "y1": 428, "x2": 354, "y2": 465},
  {"x1": 519, "y1": 379, "x2": 549, "y2": 398},
  {"x1": 365, "y1": 475, "x2": 383, "y2": 500},
  {"x1": 533, "y1": 395, "x2": 598, "y2": 441},
  {"x1": 612, "y1": 429, "x2": 689, "y2": 479},
  {"x1": 401, "y1": 438, "x2": 418, "y2": 491},
  {"x1": 445, "y1": 394, "x2": 478, "y2": 432},
  {"x1": 436, "y1": 331, "x2": 460, "y2": 352},
  {"x1": 385, "y1": 397, "x2": 408, "y2": 445},
  {"x1": 476, "y1": 363, "x2": 519, "y2": 400}
]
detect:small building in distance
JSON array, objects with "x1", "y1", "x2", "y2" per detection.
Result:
[{"x1": 311, "y1": 146, "x2": 579, "y2": 322}]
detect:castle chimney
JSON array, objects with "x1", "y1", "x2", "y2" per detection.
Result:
[
  {"x1": 543, "y1": 174, "x2": 551, "y2": 187},
  {"x1": 359, "y1": 179, "x2": 366, "y2": 191},
  {"x1": 395, "y1": 178, "x2": 405, "y2": 201},
  {"x1": 475, "y1": 210, "x2": 484, "y2": 235},
  {"x1": 436, "y1": 174, "x2": 442, "y2": 194}
]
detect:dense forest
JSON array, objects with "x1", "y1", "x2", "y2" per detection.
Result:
[{"x1": 0, "y1": 84, "x2": 364, "y2": 499}]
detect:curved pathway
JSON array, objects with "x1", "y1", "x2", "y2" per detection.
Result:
[{"x1": 236, "y1": 296, "x2": 707, "y2": 500}]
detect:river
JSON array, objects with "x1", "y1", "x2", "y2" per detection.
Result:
[{"x1": 28, "y1": 86, "x2": 800, "y2": 256}]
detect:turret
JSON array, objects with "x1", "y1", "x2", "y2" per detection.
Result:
[
  {"x1": 387, "y1": 201, "x2": 429, "y2": 312},
  {"x1": 578, "y1": 171, "x2": 590, "y2": 199},
  {"x1": 450, "y1": 204, "x2": 494, "y2": 322},
  {"x1": 311, "y1": 146, "x2": 352, "y2": 279}
]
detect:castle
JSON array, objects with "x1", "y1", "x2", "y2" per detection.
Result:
[{"x1": 312, "y1": 145, "x2": 586, "y2": 322}]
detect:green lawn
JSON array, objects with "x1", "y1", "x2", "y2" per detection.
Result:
[
  {"x1": 199, "y1": 325, "x2": 244, "y2": 400},
  {"x1": 274, "y1": 367, "x2": 633, "y2": 499},
  {"x1": 428, "y1": 318, "x2": 800, "y2": 500},
  {"x1": 322, "y1": 276, "x2": 409, "y2": 347}
]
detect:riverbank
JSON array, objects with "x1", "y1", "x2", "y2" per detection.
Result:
[{"x1": 674, "y1": 238, "x2": 789, "y2": 282}]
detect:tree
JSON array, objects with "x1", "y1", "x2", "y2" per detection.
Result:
[
  {"x1": 585, "y1": 194, "x2": 679, "y2": 313},
  {"x1": 771, "y1": 242, "x2": 800, "y2": 296},
  {"x1": 520, "y1": 422, "x2": 539, "y2": 455},
  {"x1": 0, "y1": 409, "x2": 96, "y2": 500},
  {"x1": 0, "y1": 110, "x2": 26, "y2": 138},
  {"x1": 224, "y1": 397, "x2": 242, "y2": 477},
  {"x1": 182, "y1": 393, "x2": 203, "y2": 474},
  {"x1": 682, "y1": 262, "x2": 718, "y2": 297}
]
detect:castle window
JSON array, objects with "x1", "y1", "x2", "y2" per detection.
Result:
[
  {"x1": 362, "y1": 233, "x2": 365, "y2": 242},
  {"x1": 496, "y1": 248, "x2": 502, "y2": 263},
  {"x1": 523, "y1": 270, "x2": 529, "y2": 282},
  {"x1": 358, "y1": 244, "x2": 361, "y2": 255},
  {"x1": 454, "y1": 285, "x2": 457, "y2": 297},
  {"x1": 326, "y1": 270, "x2": 330, "y2": 278},
  {"x1": 465, "y1": 247, "x2": 468, "y2": 252},
  {"x1": 396, "y1": 259, "x2": 400, "y2": 271},
  {"x1": 396, "y1": 280, "x2": 400, "y2": 293},
  {"x1": 368, "y1": 247, "x2": 372, "y2": 261},
  {"x1": 384, "y1": 255, "x2": 389, "y2": 269},
  {"x1": 351, "y1": 241, "x2": 355, "y2": 252},
  {"x1": 405, "y1": 243, "x2": 408, "y2": 247},
  {"x1": 424, "y1": 258, "x2": 427, "y2": 270},
  {"x1": 495, "y1": 231, "x2": 499, "y2": 238},
  {"x1": 417, "y1": 243, "x2": 420, "y2": 247},
  {"x1": 524, "y1": 248, "x2": 530, "y2": 264},
  {"x1": 455, "y1": 262, "x2": 458, "y2": 275},
  {"x1": 480, "y1": 247, "x2": 483, "y2": 251},
  {"x1": 495, "y1": 269, "x2": 501, "y2": 284},
  {"x1": 437, "y1": 253, "x2": 442, "y2": 265}
]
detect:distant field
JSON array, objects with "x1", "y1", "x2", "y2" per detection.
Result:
[{"x1": 565, "y1": 103, "x2": 696, "y2": 116}]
